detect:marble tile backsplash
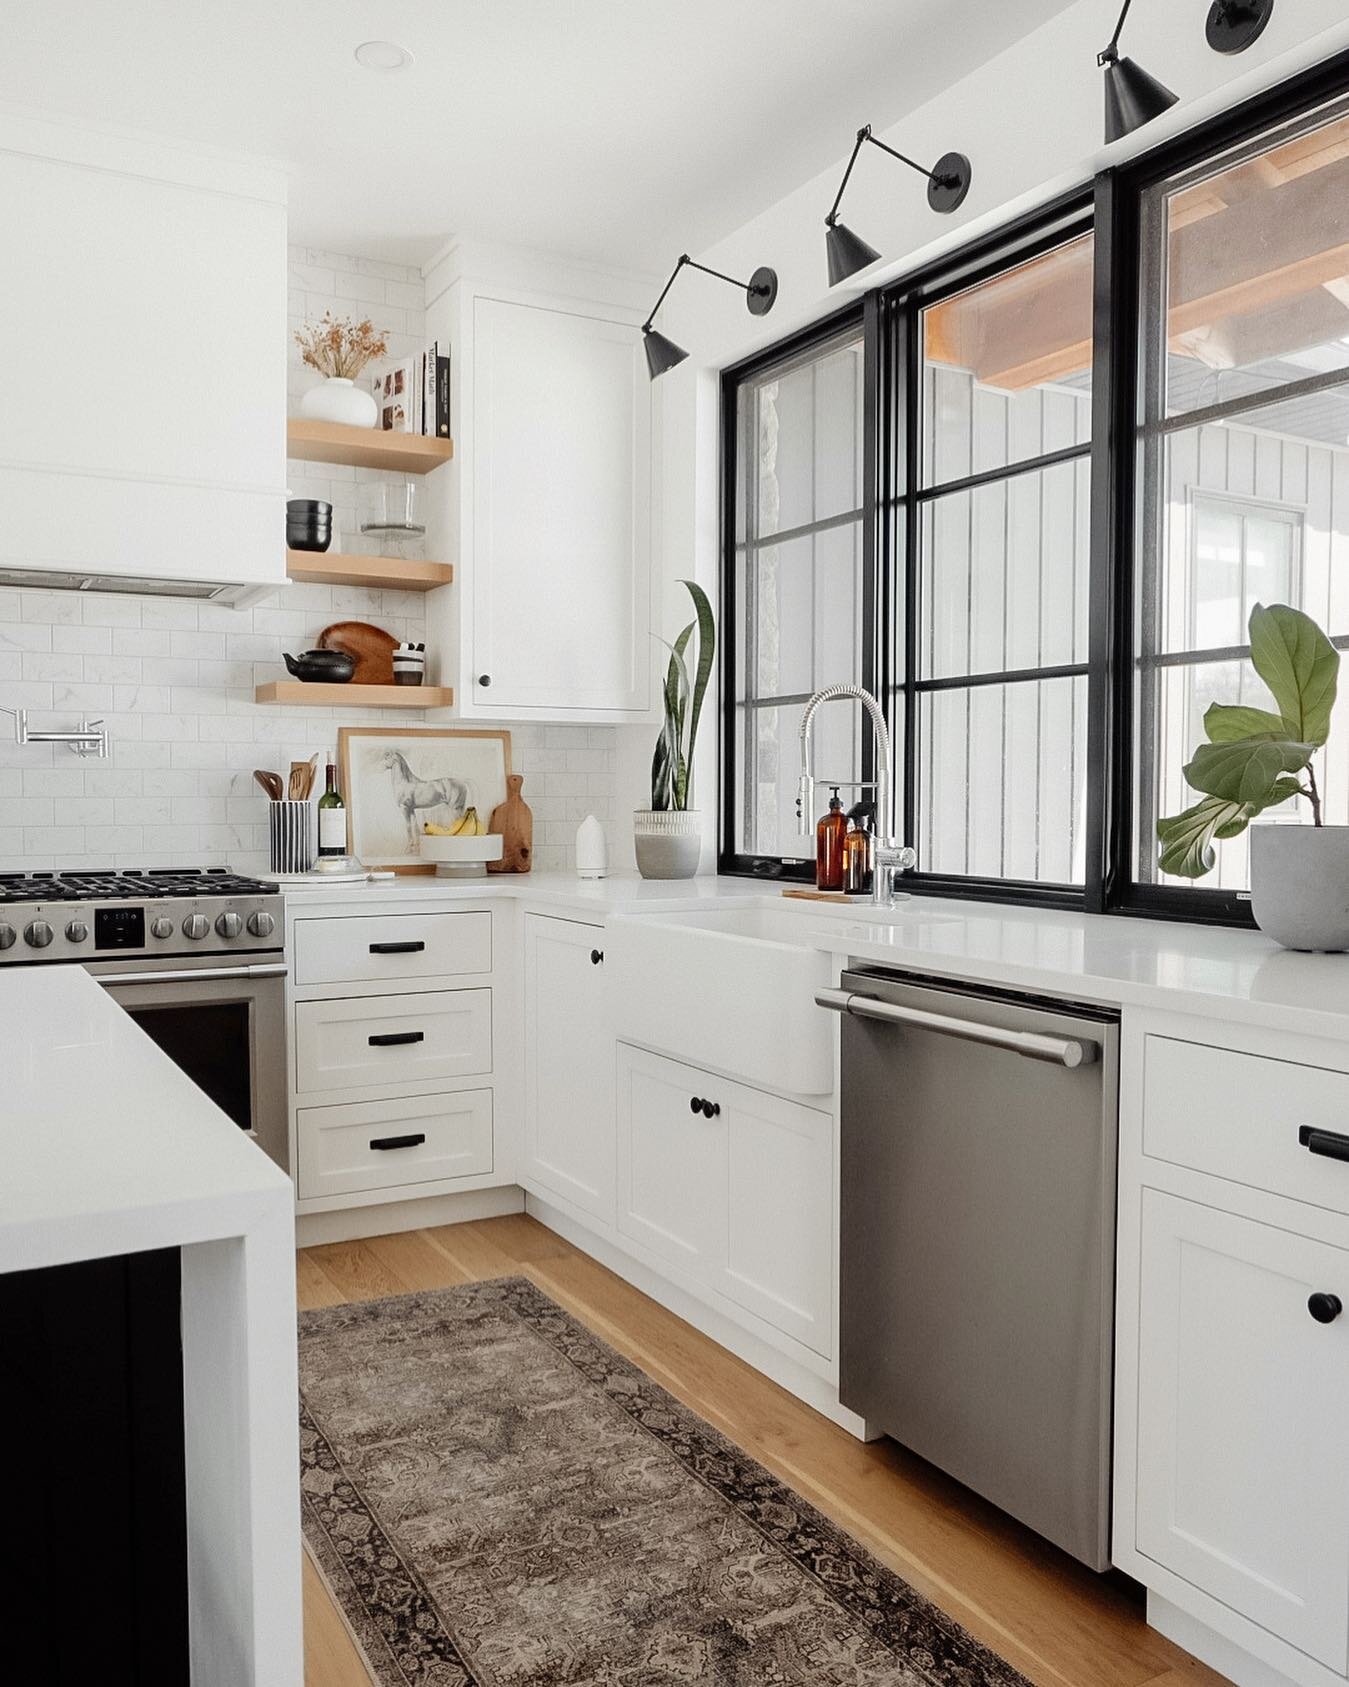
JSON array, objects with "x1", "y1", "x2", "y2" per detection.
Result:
[{"x1": 0, "y1": 246, "x2": 616, "y2": 876}]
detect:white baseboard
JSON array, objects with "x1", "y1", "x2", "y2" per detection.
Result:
[
  {"x1": 295, "y1": 1184, "x2": 523, "y2": 1247},
  {"x1": 525, "y1": 1193, "x2": 869, "y2": 1438},
  {"x1": 1149, "y1": 1594, "x2": 1304, "y2": 1687}
]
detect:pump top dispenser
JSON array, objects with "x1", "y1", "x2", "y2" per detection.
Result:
[{"x1": 816, "y1": 787, "x2": 847, "y2": 891}]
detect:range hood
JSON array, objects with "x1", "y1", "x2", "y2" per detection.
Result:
[{"x1": 0, "y1": 564, "x2": 272, "y2": 606}]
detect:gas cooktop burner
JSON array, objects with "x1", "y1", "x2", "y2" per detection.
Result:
[{"x1": 0, "y1": 867, "x2": 278, "y2": 903}]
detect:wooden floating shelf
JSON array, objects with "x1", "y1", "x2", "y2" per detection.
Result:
[
  {"x1": 286, "y1": 418, "x2": 454, "y2": 474},
  {"x1": 254, "y1": 681, "x2": 454, "y2": 709},
  {"x1": 285, "y1": 549, "x2": 454, "y2": 592}
]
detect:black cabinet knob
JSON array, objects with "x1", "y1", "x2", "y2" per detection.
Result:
[
  {"x1": 590, "y1": 949, "x2": 604, "y2": 965},
  {"x1": 690, "y1": 1096, "x2": 702, "y2": 1114},
  {"x1": 701, "y1": 1099, "x2": 721, "y2": 1119},
  {"x1": 1309, "y1": 1292, "x2": 1343, "y2": 1324},
  {"x1": 478, "y1": 674, "x2": 491, "y2": 687}
]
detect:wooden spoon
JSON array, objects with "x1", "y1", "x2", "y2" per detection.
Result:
[{"x1": 253, "y1": 769, "x2": 283, "y2": 801}]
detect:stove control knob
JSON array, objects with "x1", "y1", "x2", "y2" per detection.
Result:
[
  {"x1": 182, "y1": 913, "x2": 210, "y2": 941},
  {"x1": 246, "y1": 911, "x2": 275, "y2": 938},
  {"x1": 150, "y1": 916, "x2": 174, "y2": 940},
  {"x1": 24, "y1": 919, "x2": 53, "y2": 949},
  {"x1": 0, "y1": 924, "x2": 15, "y2": 950},
  {"x1": 215, "y1": 911, "x2": 242, "y2": 939},
  {"x1": 65, "y1": 920, "x2": 89, "y2": 944}
]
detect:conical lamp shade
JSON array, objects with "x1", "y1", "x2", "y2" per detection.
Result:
[
  {"x1": 643, "y1": 326, "x2": 688, "y2": 380},
  {"x1": 1103, "y1": 54, "x2": 1178, "y2": 143},
  {"x1": 826, "y1": 220, "x2": 882, "y2": 288}
]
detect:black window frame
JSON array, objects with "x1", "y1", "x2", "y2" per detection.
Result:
[{"x1": 718, "y1": 47, "x2": 1349, "y2": 922}]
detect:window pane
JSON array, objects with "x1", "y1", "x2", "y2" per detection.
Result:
[
  {"x1": 735, "y1": 702, "x2": 861, "y2": 862},
  {"x1": 922, "y1": 233, "x2": 1093, "y2": 485},
  {"x1": 919, "y1": 677, "x2": 1087, "y2": 883},
  {"x1": 731, "y1": 325, "x2": 867, "y2": 864},
  {"x1": 920, "y1": 459, "x2": 1090, "y2": 679},
  {"x1": 743, "y1": 523, "x2": 862, "y2": 700},
  {"x1": 743, "y1": 338, "x2": 864, "y2": 540},
  {"x1": 1157, "y1": 105, "x2": 1349, "y2": 418},
  {"x1": 1135, "y1": 400, "x2": 1349, "y2": 887}
]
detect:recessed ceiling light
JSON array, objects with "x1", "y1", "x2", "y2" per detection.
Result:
[{"x1": 354, "y1": 40, "x2": 413, "y2": 71}]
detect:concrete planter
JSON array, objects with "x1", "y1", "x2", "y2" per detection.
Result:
[
  {"x1": 633, "y1": 809, "x2": 701, "y2": 880},
  {"x1": 1250, "y1": 824, "x2": 1349, "y2": 952}
]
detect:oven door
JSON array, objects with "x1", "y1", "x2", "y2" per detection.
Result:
[{"x1": 87, "y1": 952, "x2": 289, "y2": 1172}]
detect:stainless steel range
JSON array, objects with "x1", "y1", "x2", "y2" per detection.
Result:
[{"x1": 0, "y1": 867, "x2": 288, "y2": 1168}]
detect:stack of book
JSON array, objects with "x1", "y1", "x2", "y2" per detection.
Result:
[{"x1": 370, "y1": 343, "x2": 450, "y2": 438}]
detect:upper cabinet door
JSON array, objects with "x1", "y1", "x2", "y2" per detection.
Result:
[
  {"x1": 1135, "y1": 1189, "x2": 1349, "y2": 1673},
  {"x1": 0, "y1": 114, "x2": 287, "y2": 590},
  {"x1": 470, "y1": 297, "x2": 650, "y2": 714}
]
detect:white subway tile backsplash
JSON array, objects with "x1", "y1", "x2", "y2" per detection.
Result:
[{"x1": 0, "y1": 246, "x2": 617, "y2": 875}]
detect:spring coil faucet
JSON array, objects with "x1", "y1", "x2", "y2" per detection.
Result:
[{"x1": 797, "y1": 685, "x2": 915, "y2": 907}]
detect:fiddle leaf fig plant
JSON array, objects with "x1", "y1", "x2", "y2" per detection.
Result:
[
  {"x1": 650, "y1": 578, "x2": 716, "y2": 812},
  {"x1": 1156, "y1": 603, "x2": 1338, "y2": 879}
]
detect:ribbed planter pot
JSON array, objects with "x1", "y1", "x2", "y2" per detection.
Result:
[
  {"x1": 633, "y1": 809, "x2": 701, "y2": 880},
  {"x1": 300, "y1": 376, "x2": 378, "y2": 428},
  {"x1": 1250, "y1": 824, "x2": 1349, "y2": 952}
]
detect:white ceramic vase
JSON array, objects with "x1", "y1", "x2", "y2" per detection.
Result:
[
  {"x1": 300, "y1": 376, "x2": 378, "y2": 429},
  {"x1": 633, "y1": 809, "x2": 701, "y2": 880},
  {"x1": 1250, "y1": 824, "x2": 1349, "y2": 951}
]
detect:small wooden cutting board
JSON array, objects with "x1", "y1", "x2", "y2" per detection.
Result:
[{"x1": 487, "y1": 773, "x2": 532, "y2": 874}]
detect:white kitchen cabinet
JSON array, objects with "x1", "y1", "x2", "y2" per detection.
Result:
[
  {"x1": 522, "y1": 914, "x2": 616, "y2": 1222},
  {"x1": 615, "y1": 1043, "x2": 834, "y2": 1356},
  {"x1": 296, "y1": 1090, "x2": 494, "y2": 1201},
  {"x1": 423, "y1": 246, "x2": 652, "y2": 721},
  {"x1": 1134, "y1": 1188, "x2": 1349, "y2": 1674},
  {"x1": 0, "y1": 111, "x2": 287, "y2": 599}
]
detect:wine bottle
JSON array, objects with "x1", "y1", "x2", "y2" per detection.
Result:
[{"x1": 317, "y1": 754, "x2": 346, "y2": 858}]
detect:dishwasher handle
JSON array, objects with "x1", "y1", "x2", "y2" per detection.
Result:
[{"x1": 815, "y1": 988, "x2": 1098, "y2": 1069}]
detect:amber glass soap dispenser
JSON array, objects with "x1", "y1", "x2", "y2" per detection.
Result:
[{"x1": 816, "y1": 787, "x2": 847, "y2": 891}]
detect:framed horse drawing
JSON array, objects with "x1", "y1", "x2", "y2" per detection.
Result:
[{"x1": 338, "y1": 726, "x2": 511, "y2": 872}]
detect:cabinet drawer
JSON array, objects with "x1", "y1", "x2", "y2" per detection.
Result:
[
  {"x1": 1143, "y1": 1036, "x2": 1349, "y2": 1213},
  {"x1": 295, "y1": 990, "x2": 492, "y2": 1093},
  {"x1": 293, "y1": 911, "x2": 492, "y2": 987},
  {"x1": 297, "y1": 1090, "x2": 493, "y2": 1200}
]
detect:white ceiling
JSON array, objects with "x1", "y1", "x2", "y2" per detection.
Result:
[{"x1": 4, "y1": 1, "x2": 1076, "y2": 272}]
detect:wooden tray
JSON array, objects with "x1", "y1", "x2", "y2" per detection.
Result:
[{"x1": 317, "y1": 620, "x2": 398, "y2": 685}]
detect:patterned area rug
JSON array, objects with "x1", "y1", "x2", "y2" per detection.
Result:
[{"x1": 299, "y1": 1276, "x2": 1029, "y2": 1687}]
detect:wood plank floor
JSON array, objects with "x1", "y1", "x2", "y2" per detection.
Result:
[{"x1": 298, "y1": 1215, "x2": 1229, "y2": 1687}]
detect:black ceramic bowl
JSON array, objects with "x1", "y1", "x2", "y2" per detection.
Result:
[{"x1": 286, "y1": 499, "x2": 333, "y2": 553}]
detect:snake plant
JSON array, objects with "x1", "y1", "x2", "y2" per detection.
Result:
[
  {"x1": 1156, "y1": 602, "x2": 1339, "y2": 878},
  {"x1": 650, "y1": 579, "x2": 716, "y2": 811}
]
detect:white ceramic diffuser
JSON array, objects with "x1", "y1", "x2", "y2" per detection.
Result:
[{"x1": 575, "y1": 814, "x2": 607, "y2": 879}]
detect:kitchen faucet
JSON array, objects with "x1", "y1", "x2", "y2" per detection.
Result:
[{"x1": 797, "y1": 685, "x2": 916, "y2": 907}]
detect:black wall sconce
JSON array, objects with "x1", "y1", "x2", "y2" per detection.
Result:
[
  {"x1": 824, "y1": 125, "x2": 972, "y2": 287},
  {"x1": 641, "y1": 253, "x2": 779, "y2": 379},
  {"x1": 1098, "y1": 0, "x2": 1178, "y2": 143},
  {"x1": 1206, "y1": 0, "x2": 1275, "y2": 53}
]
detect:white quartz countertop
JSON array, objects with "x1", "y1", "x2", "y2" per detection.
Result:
[
  {"x1": 0, "y1": 965, "x2": 292, "y2": 1274},
  {"x1": 282, "y1": 871, "x2": 1349, "y2": 1039}
]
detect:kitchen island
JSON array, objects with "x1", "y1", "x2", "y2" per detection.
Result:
[{"x1": 0, "y1": 964, "x2": 300, "y2": 1687}]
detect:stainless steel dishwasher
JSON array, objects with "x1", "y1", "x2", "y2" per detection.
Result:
[{"x1": 819, "y1": 968, "x2": 1119, "y2": 1570}]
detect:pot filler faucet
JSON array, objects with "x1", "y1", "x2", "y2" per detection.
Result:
[{"x1": 797, "y1": 685, "x2": 916, "y2": 907}]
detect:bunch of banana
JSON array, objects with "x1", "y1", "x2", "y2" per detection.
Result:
[{"x1": 424, "y1": 808, "x2": 485, "y2": 837}]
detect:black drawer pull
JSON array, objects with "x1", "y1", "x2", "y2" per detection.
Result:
[
  {"x1": 1299, "y1": 1125, "x2": 1349, "y2": 1163},
  {"x1": 370, "y1": 940, "x2": 426, "y2": 955},
  {"x1": 591, "y1": 948, "x2": 604, "y2": 965},
  {"x1": 369, "y1": 1133, "x2": 426, "y2": 1152},
  {"x1": 368, "y1": 1031, "x2": 425, "y2": 1047}
]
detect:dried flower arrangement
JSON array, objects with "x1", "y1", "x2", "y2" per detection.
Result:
[{"x1": 294, "y1": 312, "x2": 389, "y2": 380}]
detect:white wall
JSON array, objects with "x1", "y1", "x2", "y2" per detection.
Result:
[
  {"x1": 635, "y1": 0, "x2": 1349, "y2": 866},
  {"x1": 0, "y1": 247, "x2": 616, "y2": 875}
]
